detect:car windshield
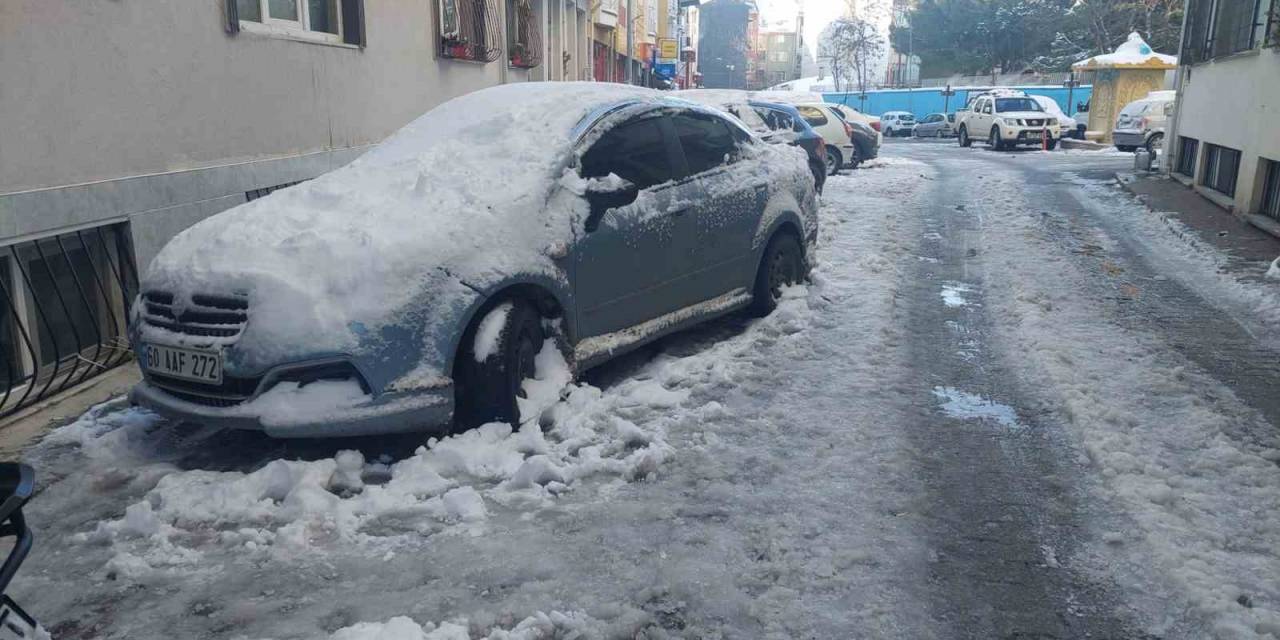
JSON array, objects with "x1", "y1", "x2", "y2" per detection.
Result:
[{"x1": 995, "y1": 98, "x2": 1043, "y2": 112}]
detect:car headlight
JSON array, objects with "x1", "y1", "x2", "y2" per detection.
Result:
[{"x1": 1002, "y1": 118, "x2": 1020, "y2": 126}]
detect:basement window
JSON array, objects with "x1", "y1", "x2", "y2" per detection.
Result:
[
  {"x1": 1175, "y1": 136, "x2": 1199, "y2": 177},
  {"x1": 1202, "y1": 143, "x2": 1242, "y2": 198},
  {"x1": 1262, "y1": 158, "x2": 1280, "y2": 221},
  {"x1": 438, "y1": 0, "x2": 503, "y2": 62}
]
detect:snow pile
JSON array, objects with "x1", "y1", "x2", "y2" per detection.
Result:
[
  {"x1": 65, "y1": 345, "x2": 681, "y2": 578},
  {"x1": 1267, "y1": 257, "x2": 1280, "y2": 281},
  {"x1": 1073, "y1": 32, "x2": 1176, "y2": 69},
  {"x1": 320, "y1": 610, "x2": 609, "y2": 640}
]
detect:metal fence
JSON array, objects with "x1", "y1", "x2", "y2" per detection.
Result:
[{"x1": 0, "y1": 224, "x2": 138, "y2": 420}]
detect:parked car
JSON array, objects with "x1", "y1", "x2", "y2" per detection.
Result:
[
  {"x1": 680, "y1": 90, "x2": 827, "y2": 193},
  {"x1": 792, "y1": 103, "x2": 864, "y2": 174},
  {"x1": 1113, "y1": 90, "x2": 1175, "y2": 153},
  {"x1": 912, "y1": 113, "x2": 955, "y2": 138},
  {"x1": 956, "y1": 89, "x2": 1062, "y2": 150},
  {"x1": 824, "y1": 103, "x2": 882, "y2": 135},
  {"x1": 881, "y1": 111, "x2": 917, "y2": 137},
  {"x1": 831, "y1": 113, "x2": 881, "y2": 170},
  {"x1": 129, "y1": 83, "x2": 819, "y2": 437},
  {"x1": 1029, "y1": 95, "x2": 1078, "y2": 135}
]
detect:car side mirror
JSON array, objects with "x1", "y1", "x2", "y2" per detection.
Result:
[{"x1": 584, "y1": 178, "x2": 639, "y2": 232}]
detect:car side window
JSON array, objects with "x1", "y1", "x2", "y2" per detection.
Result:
[
  {"x1": 981, "y1": 101, "x2": 992, "y2": 115},
  {"x1": 796, "y1": 106, "x2": 828, "y2": 127},
  {"x1": 580, "y1": 117, "x2": 675, "y2": 190},
  {"x1": 670, "y1": 111, "x2": 739, "y2": 176},
  {"x1": 754, "y1": 107, "x2": 795, "y2": 132}
]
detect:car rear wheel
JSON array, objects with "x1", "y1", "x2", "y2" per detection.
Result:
[
  {"x1": 454, "y1": 300, "x2": 545, "y2": 430},
  {"x1": 1145, "y1": 133, "x2": 1164, "y2": 154},
  {"x1": 748, "y1": 232, "x2": 805, "y2": 317},
  {"x1": 824, "y1": 146, "x2": 842, "y2": 176},
  {"x1": 847, "y1": 144, "x2": 863, "y2": 170},
  {"x1": 958, "y1": 126, "x2": 972, "y2": 147}
]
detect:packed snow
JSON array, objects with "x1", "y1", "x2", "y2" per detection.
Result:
[{"x1": 1072, "y1": 32, "x2": 1177, "y2": 69}]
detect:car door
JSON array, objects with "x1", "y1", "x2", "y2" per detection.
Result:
[
  {"x1": 972, "y1": 99, "x2": 993, "y2": 138},
  {"x1": 667, "y1": 110, "x2": 765, "y2": 305},
  {"x1": 573, "y1": 112, "x2": 703, "y2": 341}
]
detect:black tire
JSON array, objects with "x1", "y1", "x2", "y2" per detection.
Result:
[
  {"x1": 1046, "y1": 138, "x2": 1059, "y2": 151},
  {"x1": 990, "y1": 126, "x2": 1005, "y2": 150},
  {"x1": 1145, "y1": 133, "x2": 1164, "y2": 154},
  {"x1": 748, "y1": 233, "x2": 806, "y2": 317},
  {"x1": 847, "y1": 143, "x2": 863, "y2": 170},
  {"x1": 825, "y1": 146, "x2": 842, "y2": 176},
  {"x1": 958, "y1": 126, "x2": 972, "y2": 147},
  {"x1": 1116, "y1": 145, "x2": 1137, "y2": 153},
  {"x1": 454, "y1": 301, "x2": 545, "y2": 430}
]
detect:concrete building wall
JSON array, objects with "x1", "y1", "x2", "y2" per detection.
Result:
[
  {"x1": 0, "y1": 0, "x2": 573, "y2": 268},
  {"x1": 1171, "y1": 48, "x2": 1280, "y2": 217}
]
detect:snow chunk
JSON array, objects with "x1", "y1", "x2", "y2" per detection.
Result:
[
  {"x1": 1073, "y1": 32, "x2": 1176, "y2": 69},
  {"x1": 940, "y1": 283, "x2": 974, "y2": 308},
  {"x1": 1266, "y1": 257, "x2": 1280, "y2": 281},
  {"x1": 931, "y1": 387, "x2": 1022, "y2": 428},
  {"x1": 473, "y1": 302, "x2": 514, "y2": 363}
]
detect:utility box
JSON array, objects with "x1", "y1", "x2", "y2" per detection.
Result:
[{"x1": 1072, "y1": 33, "x2": 1176, "y2": 143}]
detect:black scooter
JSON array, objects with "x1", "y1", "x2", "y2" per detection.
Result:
[{"x1": 0, "y1": 463, "x2": 38, "y2": 638}]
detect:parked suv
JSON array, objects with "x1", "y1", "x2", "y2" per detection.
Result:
[
  {"x1": 881, "y1": 111, "x2": 916, "y2": 137},
  {"x1": 956, "y1": 90, "x2": 1062, "y2": 150},
  {"x1": 1113, "y1": 91, "x2": 1175, "y2": 153}
]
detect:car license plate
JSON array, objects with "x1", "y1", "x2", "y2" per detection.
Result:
[{"x1": 143, "y1": 343, "x2": 222, "y2": 385}]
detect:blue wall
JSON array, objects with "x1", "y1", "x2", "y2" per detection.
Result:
[{"x1": 822, "y1": 86, "x2": 1094, "y2": 119}]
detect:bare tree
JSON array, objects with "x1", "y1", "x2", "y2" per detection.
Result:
[{"x1": 819, "y1": 15, "x2": 885, "y2": 94}]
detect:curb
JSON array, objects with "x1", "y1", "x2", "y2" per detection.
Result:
[{"x1": 1114, "y1": 173, "x2": 1218, "y2": 258}]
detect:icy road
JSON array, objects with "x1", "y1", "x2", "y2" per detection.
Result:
[{"x1": 12, "y1": 142, "x2": 1280, "y2": 639}]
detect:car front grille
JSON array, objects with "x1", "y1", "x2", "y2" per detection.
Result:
[
  {"x1": 142, "y1": 290, "x2": 248, "y2": 338},
  {"x1": 148, "y1": 371, "x2": 261, "y2": 407},
  {"x1": 1026, "y1": 119, "x2": 1044, "y2": 126}
]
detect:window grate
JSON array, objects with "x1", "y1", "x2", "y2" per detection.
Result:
[
  {"x1": 245, "y1": 180, "x2": 304, "y2": 202},
  {"x1": 1202, "y1": 143, "x2": 1242, "y2": 197},
  {"x1": 438, "y1": 0, "x2": 503, "y2": 62},
  {"x1": 1262, "y1": 158, "x2": 1280, "y2": 221},
  {"x1": 507, "y1": 0, "x2": 542, "y2": 68},
  {"x1": 1176, "y1": 136, "x2": 1199, "y2": 177},
  {"x1": 0, "y1": 224, "x2": 138, "y2": 420}
]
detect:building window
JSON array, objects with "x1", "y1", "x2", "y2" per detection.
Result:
[
  {"x1": 439, "y1": 0, "x2": 503, "y2": 62},
  {"x1": 1202, "y1": 143, "x2": 1242, "y2": 197},
  {"x1": 229, "y1": 0, "x2": 364, "y2": 45},
  {"x1": 1262, "y1": 158, "x2": 1280, "y2": 221},
  {"x1": 1176, "y1": 136, "x2": 1199, "y2": 177},
  {"x1": 0, "y1": 224, "x2": 138, "y2": 419},
  {"x1": 507, "y1": 0, "x2": 543, "y2": 68},
  {"x1": 1184, "y1": 0, "x2": 1273, "y2": 60}
]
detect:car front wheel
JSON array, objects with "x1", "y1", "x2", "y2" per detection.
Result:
[
  {"x1": 1145, "y1": 133, "x2": 1164, "y2": 154},
  {"x1": 990, "y1": 126, "x2": 1005, "y2": 150},
  {"x1": 748, "y1": 232, "x2": 805, "y2": 317},
  {"x1": 454, "y1": 300, "x2": 545, "y2": 430}
]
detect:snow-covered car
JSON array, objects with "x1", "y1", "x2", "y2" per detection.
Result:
[
  {"x1": 828, "y1": 103, "x2": 882, "y2": 134},
  {"x1": 1029, "y1": 95, "x2": 1077, "y2": 134},
  {"x1": 912, "y1": 113, "x2": 955, "y2": 138},
  {"x1": 678, "y1": 90, "x2": 827, "y2": 192},
  {"x1": 881, "y1": 111, "x2": 916, "y2": 137},
  {"x1": 129, "y1": 83, "x2": 819, "y2": 438},
  {"x1": 956, "y1": 90, "x2": 1062, "y2": 150},
  {"x1": 1113, "y1": 91, "x2": 1175, "y2": 153}
]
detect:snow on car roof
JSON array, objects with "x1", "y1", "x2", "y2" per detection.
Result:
[{"x1": 145, "y1": 82, "x2": 661, "y2": 364}]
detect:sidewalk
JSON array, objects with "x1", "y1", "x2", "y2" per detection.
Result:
[
  {"x1": 1118, "y1": 171, "x2": 1280, "y2": 281},
  {"x1": 0, "y1": 365, "x2": 140, "y2": 460}
]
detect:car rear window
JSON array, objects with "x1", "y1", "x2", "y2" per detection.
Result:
[{"x1": 796, "y1": 106, "x2": 828, "y2": 127}]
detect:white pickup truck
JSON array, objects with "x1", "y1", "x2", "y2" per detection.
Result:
[{"x1": 956, "y1": 90, "x2": 1062, "y2": 151}]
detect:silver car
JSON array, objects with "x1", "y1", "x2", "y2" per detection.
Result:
[
  {"x1": 912, "y1": 113, "x2": 955, "y2": 138},
  {"x1": 129, "y1": 84, "x2": 819, "y2": 438}
]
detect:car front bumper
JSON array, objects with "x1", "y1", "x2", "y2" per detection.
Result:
[
  {"x1": 1001, "y1": 126, "x2": 1061, "y2": 144},
  {"x1": 130, "y1": 380, "x2": 454, "y2": 438},
  {"x1": 1112, "y1": 130, "x2": 1145, "y2": 147}
]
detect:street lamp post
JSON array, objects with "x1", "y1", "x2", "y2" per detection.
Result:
[
  {"x1": 1064, "y1": 72, "x2": 1079, "y2": 118},
  {"x1": 941, "y1": 84, "x2": 955, "y2": 113}
]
